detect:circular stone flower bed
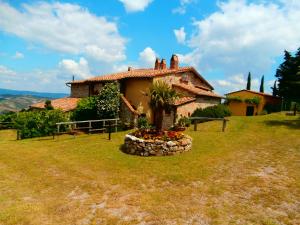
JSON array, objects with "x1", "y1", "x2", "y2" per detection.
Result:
[{"x1": 123, "y1": 130, "x2": 192, "y2": 156}]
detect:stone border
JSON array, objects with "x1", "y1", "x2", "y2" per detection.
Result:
[{"x1": 123, "y1": 134, "x2": 192, "y2": 156}]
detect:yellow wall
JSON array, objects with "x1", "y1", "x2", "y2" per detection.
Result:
[
  {"x1": 124, "y1": 78, "x2": 153, "y2": 122},
  {"x1": 227, "y1": 91, "x2": 272, "y2": 116}
]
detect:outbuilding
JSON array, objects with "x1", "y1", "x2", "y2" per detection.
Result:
[{"x1": 225, "y1": 90, "x2": 281, "y2": 116}]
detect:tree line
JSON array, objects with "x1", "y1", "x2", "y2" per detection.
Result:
[
  {"x1": 274, "y1": 48, "x2": 300, "y2": 108},
  {"x1": 245, "y1": 48, "x2": 300, "y2": 109},
  {"x1": 246, "y1": 72, "x2": 265, "y2": 93}
]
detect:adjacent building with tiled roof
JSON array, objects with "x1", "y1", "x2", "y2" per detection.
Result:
[
  {"x1": 225, "y1": 89, "x2": 281, "y2": 116},
  {"x1": 31, "y1": 54, "x2": 222, "y2": 127},
  {"x1": 30, "y1": 97, "x2": 80, "y2": 112}
]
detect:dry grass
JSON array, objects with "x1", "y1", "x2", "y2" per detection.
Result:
[{"x1": 0, "y1": 113, "x2": 299, "y2": 225}]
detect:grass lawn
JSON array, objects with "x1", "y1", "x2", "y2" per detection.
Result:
[{"x1": 0, "y1": 113, "x2": 299, "y2": 225}]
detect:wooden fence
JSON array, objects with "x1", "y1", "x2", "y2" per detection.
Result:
[
  {"x1": 0, "y1": 122, "x2": 13, "y2": 130},
  {"x1": 189, "y1": 117, "x2": 229, "y2": 132},
  {"x1": 55, "y1": 118, "x2": 120, "y2": 138}
]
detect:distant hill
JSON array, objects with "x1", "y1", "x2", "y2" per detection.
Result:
[
  {"x1": 0, "y1": 88, "x2": 68, "y2": 99},
  {"x1": 0, "y1": 88, "x2": 68, "y2": 114}
]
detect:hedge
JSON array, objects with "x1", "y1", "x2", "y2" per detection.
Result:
[
  {"x1": 14, "y1": 110, "x2": 68, "y2": 139},
  {"x1": 191, "y1": 104, "x2": 231, "y2": 118}
]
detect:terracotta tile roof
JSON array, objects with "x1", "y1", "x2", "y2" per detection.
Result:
[
  {"x1": 30, "y1": 97, "x2": 80, "y2": 112},
  {"x1": 120, "y1": 95, "x2": 139, "y2": 115},
  {"x1": 173, "y1": 83, "x2": 222, "y2": 98},
  {"x1": 225, "y1": 89, "x2": 280, "y2": 98},
  {"x1": 173, "y1": 96, "x2": 196, "y2": 106},
  {"x1": 67, "y1": 67, "x2": 214, "y2": 90}
]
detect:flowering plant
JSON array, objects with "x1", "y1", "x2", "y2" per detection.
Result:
[{"x1": 132, "y1": 129, "x2": 183, "y2": 141}]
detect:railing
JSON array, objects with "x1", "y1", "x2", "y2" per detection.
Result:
[
  {"x1": 189, "y1": 117, "x2": 229, "y2": 132},
  {"x1": 0, "y1": 122, "x2": 14, "y2": 130},
  {"x1": 55, "y1": 118, "x2": 120, "y2": 138}
]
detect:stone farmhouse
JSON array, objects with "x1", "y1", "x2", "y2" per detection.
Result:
[{"x1": 31, "y1": 55, "x2": 222, "y2": 127}]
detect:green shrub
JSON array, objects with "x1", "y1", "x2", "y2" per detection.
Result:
[
  {"x1": 71, "y1": 97, "x2": 98, "y2": 121},
  {"x1": 0, "y1": 112, "x2": 16, "y2": 129},
  {"x1": 244, "y1": 97, "x2": 261, "y2": 105},
  {"x1": 44, "y1": 100, "x2": 54, "y2": 110},
  {"x1": 191, "y1": 104, "x2": 231, "y2": 118},
  {"x1": 177, "y1": 116, "x2": 191, "y2": 127},
  {"x1": 96, "y1": 82, "x2": 120, "y2": 119},
  {"x1": 137, "y1": 117, "x2": 150, "y2": 129},
  {"x1": 225, "y1": 96, "x2": 243, "y2": 104},
  {"x1": 264, "y1": 103, "x2": 281, "y2": 113},
  {"x1": 14, "y1": 110, "x2": 68, "y2": 139}
]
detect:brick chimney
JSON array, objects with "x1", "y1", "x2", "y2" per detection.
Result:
[
  {"x1": 154, "y1": 58, "x2": 161, "y2": 70},
  {"x1": 128, "y1": 66, "x2": 132, "y2": 71},
  {"x1": 170, "y1": 54, "x2": 179, "y2": 69},
  {"x1": 160, "y1": 59, "x2": 167, "y2": 70}
]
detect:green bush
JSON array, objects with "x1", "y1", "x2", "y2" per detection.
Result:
[
  {"x1": 191, "y1": 104, "x2": 231, "y2": 118},
  {"x1": 71, "y1": 97, "x2": 98, "y2": 121},
  {"x1": 96, "y1": 82, "x2": 120, "y2": 119},
  {"x1": 137, "y1": 117, "x2": 150, "y2": 129},
  {"x1": 244, "y1": 97, "x2": 261, "y2": 105},
  {"x1": 264, "y1": 103, "x2": 281, "y2": 113},
  {"x1": 225, "y1": 96, "x2": 243, "y2": 104},
  {"x1": 44, "y1": 100, "x2": 54, "y2": 110},
  {"x1": 0, "y1": 112, "x2": 16, "y2": 129},
  {"x1": 177, "y1": 116, "x2": 191, "y2": 127},
  {"x1": 14, "y1": 110, "x2": 68, "y2": 139}
]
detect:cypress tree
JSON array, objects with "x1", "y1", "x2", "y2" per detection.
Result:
[
  {"x1": 246, "y1": 72, "x2": 251, "y2": 90},
  {"x1": 272, "y1": 80, "x2": 278, "y2": 97},
  {"x1": 259, "y1": 75, "x2": 264, "y2": 93}
]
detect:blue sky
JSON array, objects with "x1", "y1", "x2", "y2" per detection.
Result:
[{"x1": 0, "y1": 0, "x2": 299, "y2": 94}]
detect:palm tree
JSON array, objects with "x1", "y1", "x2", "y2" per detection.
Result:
[{"x1": 149, "y1": 80, "x2": 178, "y2": 131}]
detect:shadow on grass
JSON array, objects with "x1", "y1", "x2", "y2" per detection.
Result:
[
  {"x1": 119, "y1": 144, "x2": 129, "y2": 155},
  {"x1": 264, "y1": 119, "x2": 300, "y2": 129}
]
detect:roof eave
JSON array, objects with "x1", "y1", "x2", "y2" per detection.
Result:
[{"x1": 190, "y1": 67, "x2": 214, "y2": 90}]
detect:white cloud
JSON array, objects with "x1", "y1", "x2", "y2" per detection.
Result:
[
  {"x1": 119, "y1": 0, "x2": 153, "y2": 12},
  {"x1": 0, "y1": 65, "x2": 69, "y2": 93},
  {"x1": 267, "y1": 79, "x2": 276, "y2": 87},
  {"x1": 0, "y1": 2, "x2": 126, "y2": 63},
  {"x1": 174, "y1": 27, "x2": 186, "y2": 44},
  {"x1": 138, "y1": 47, "x2": 157, "y2": 67},
  {"x1": 59, "y1": 57, "x2": 91, "y2": 79},
  {"x1": 172, "y1": 0, "x2": 195, "y2": 15},
  {"x1": 85, "y1": 45, "x2": 125, "y2": 62},
  {"x1": 180, "y1": 0, "x2": 300, "y2": 75},
  {"x1": 12, "y1": 51, "x2": 24, "y2": 59},
  {"x1": 111, "y1": 47, "x2": 158, "y2": 72},
  {"x1": 212, "y1": 73, "x2": 275, "y2": 94},
  {"x1": 0, "y1": 65, "x2": 16, "y2": 77}
]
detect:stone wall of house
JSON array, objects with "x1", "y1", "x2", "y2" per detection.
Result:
[
  {"x1": 176, "y1": 97, "x2": 221, "y2": 118},
  {"x1": 154, "y1": 71, "x2": 211, "y2": 90},
  {"x1": 162, "y1": 110, "x2": 175, "y2": 130},
  {"x1": 120, "y1": 98, "x2": 138, "y2": 128},
  {"x1": 71, "y1": 84, "x2": 89, "y2": 98},
  {"x1": 124, "y1": 134, "x2": 192, "y2": 156}
]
